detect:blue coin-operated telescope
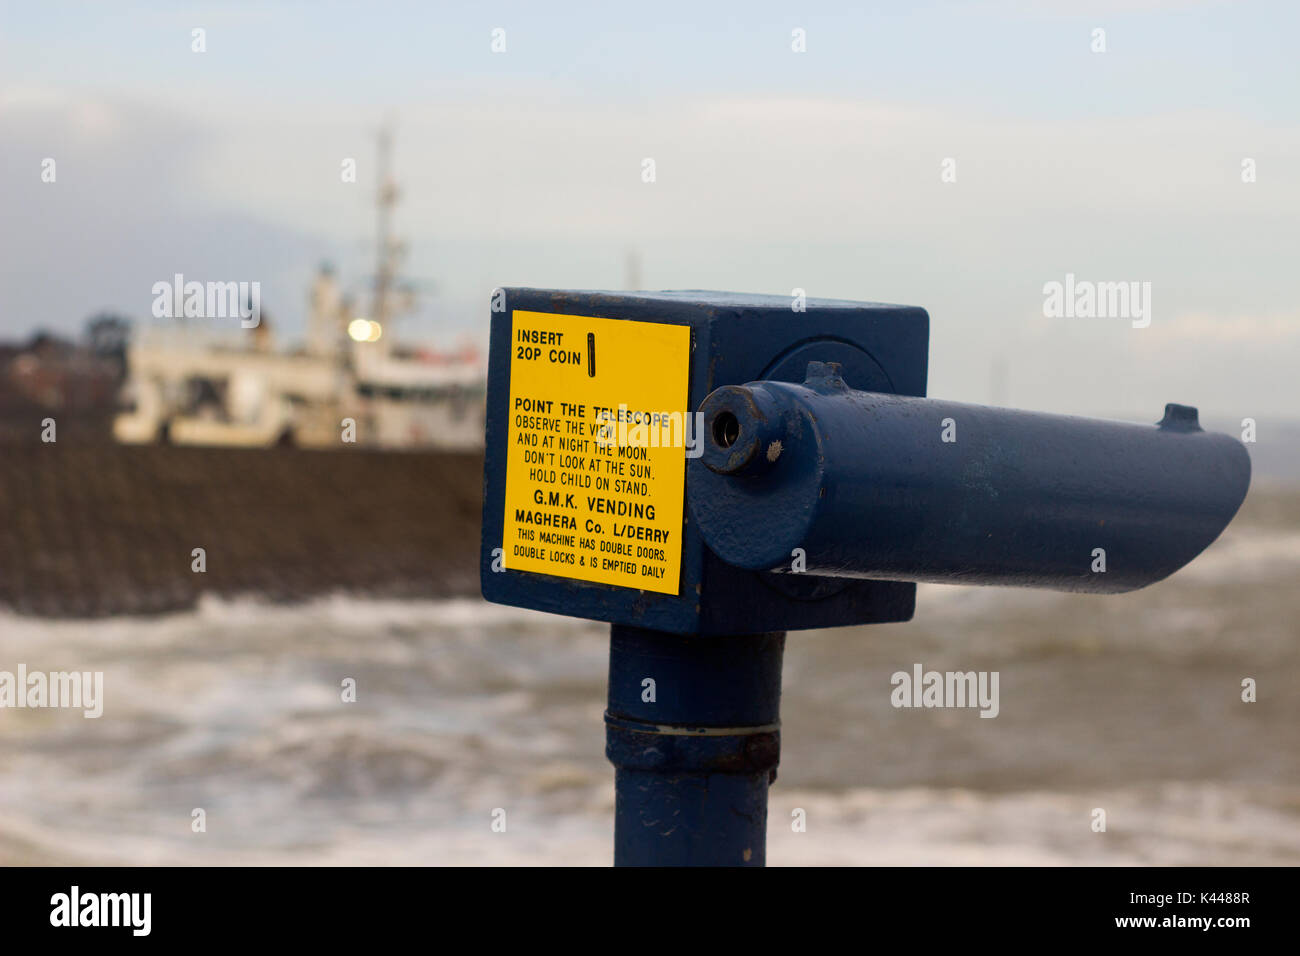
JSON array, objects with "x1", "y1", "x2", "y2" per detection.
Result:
[{"x1": 480, "y1": 289, "x2": 1250, "y2": 866}]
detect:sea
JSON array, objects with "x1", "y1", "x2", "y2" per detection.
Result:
[{"x1": 2, "y1": 486, "x2": 1298, "y2": 866}]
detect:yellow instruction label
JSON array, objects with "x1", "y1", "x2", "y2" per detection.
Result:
[{"x1": 503, "y1": 310, "x2": 691, "y2": 594}]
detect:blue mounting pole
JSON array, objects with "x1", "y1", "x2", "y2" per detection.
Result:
[{"x1": 605, "y1": 625, "x2": 785, "y2": 866}]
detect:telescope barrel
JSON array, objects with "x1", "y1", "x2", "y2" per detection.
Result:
[{"x1": 689, "y1": 362, "x2": 1251, "y2": 593}]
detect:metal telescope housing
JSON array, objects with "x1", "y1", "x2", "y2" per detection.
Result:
[
  {"x1": 479, "y1": 289, "x2": 1252, "y2": 866},
  {"x1": 690, "y1": 361, "x2": 1251, "y2": 592}
]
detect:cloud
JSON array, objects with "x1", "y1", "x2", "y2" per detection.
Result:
[
  {"x1": 2, "y1": 87, "x2": 1295, "y2": 418},
  {"x1": 0, "y1": 91, "x2": 330, "y2": 340},
  {"x1": 1147, "y1": 312, "x2": 1300, "y2": 344}
]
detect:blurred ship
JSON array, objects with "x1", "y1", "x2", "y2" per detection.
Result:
[
  {"x1": 0, "y1": 127, "x2": 487, "y2": 618},
  {"x1": 112, "y1": 265, "x2": 485, "y2": 450},
  {"x1": 113, "y1": 126, "x2": 485, "y2": 451}
]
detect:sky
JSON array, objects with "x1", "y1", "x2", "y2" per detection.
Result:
[{"x1": 1, "y1": 0, "x2": 1297, "y2": 422}]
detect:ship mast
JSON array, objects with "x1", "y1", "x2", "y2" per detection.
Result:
[{"x1": 371, "y1": 124, "x2": 403, "y2": 357}]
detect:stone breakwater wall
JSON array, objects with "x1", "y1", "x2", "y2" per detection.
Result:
[{"x1": 0, "y1": 443, "x2": 484, "y2": 617}]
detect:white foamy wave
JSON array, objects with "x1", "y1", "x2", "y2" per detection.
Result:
[
  {"x1": 4, "y1": 780, "x2": 1295, "y2": 866},
  {"x1": 1163, "y1": 531, "x2": 1300, "y2": 583},
  {"x1": 1, "y1": 569, "x2": 1296, "y2": 866}
]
